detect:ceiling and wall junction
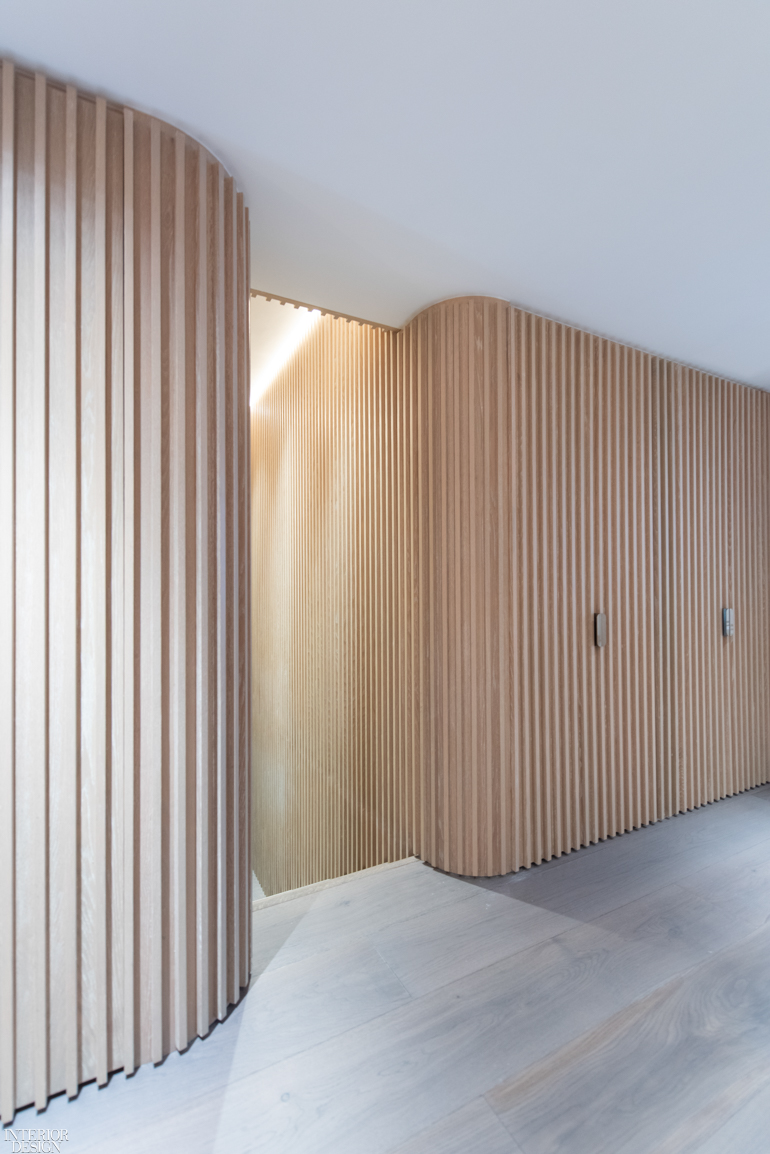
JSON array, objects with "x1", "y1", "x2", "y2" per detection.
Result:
[{"x1": 2, "y1": 0, "x2": 769, "y2": 387}]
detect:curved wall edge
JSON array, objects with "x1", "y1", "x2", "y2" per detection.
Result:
[{"x1": 0, "y1": 59, "x2": 251, "y2": 1119}]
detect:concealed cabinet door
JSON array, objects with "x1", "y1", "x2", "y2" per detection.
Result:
[
  {"x1": 511, "y1": 313, "x2": 659, "y2": 868},
  {"x1": 654, "y1": 367, "x2": 770, "y2": 813},
  {"x1": 589, "y1": 337, "x2": 659, "y2": 839}
]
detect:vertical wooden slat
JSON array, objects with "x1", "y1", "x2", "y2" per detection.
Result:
[
  {"x1": 556, "y1": 322, "x2": 570, "y2": 850},
  {"x1": 106, "y1": 99, "x2": 125, "y2": 1083},
  {"x1": 568, "y1": 326, "x2": 581, "y2": 845},
  {"x1": 50, "y1": 82, "x2": 79, "y2": 1099},
  {"x1": 737, "y1": 388, "x2": 751, "y2": 788},
  {"x1": 703, "y1": 376, "x2": 716, "y2": 803},
  {"x1": 539, "y1": 317, "x2": 553, "y2": 859},
  {"x1": 718, "y1": 379, "x2": 729, "y2": 799},
  {"x1": 84, "y1": 92, "x2": 109, "y2": 1088},
  {"x1": 239, "y1": 197, "x2": 250, "y2": 989},
  {"x1": 12, "y1": 69, "x2": 50, "y2": 1112},
  {"x1": 586, "y1": 334, "x2": 600, "y2": 844},
  {"x1": 654, "y1": 358, "x2": 669, "y2": 817},
  {"x1": 527, "y1": 314, "x2": 542, "y2": 864},
  {"x1": 45, "y1": 77, "x2": 66, "y2": 1100},
  {"x1": 611, "y1": 344, "x2": 623, "y2": 830},
  {"x1": 215, "y1": 166, "x2": 228, "y2": 1021},
  {"x1": 142, "y1": 115, "x2": 164, "y2": 1064},
  {"x1": 513, "y1": 308, "x2": 528, "y2": 867},
  {"x1": 597, "y1": 337, "x2": 609, "y2": 841},
  {"x1": 681, "y1": 368, "x2": 693, "y2": 811},
  {"x1": 425, "y1": 306, "x2": 436, "y2": 869},
  {"x1": 386, "y1": 326, "x2": 396, "y2": 866},
  {"x1": 11, "y1": 71, "x2": 32, "y2": 1112},
  {"x1": 576, "y1": 329, "x2": 589, "y2": 845},
  {"x1": 195, "y1": 144, "x2": 210, "y2": 1038},
  {"x1": 483, "y1": 304, "x2": 493, "y2": 872},
  {"x1": 690, "y1": 374, "x2": 703, "y2": 807},
  {"x1": 438, "y1": 307, "x2": 450, "y2": 870},
  {"x1": 170, "y1": 129, "x2": 187, "y2": 1052},
  {"x1": 32, "y1": 70, "x2": 49, "y2": 1112},
  {"x1": 497, "y1": 306, "x2": 509, "y2": 871},
  {"x1": 230, "y1": 177, "x2": 240, "y2": 1005},
  {"x1": 121, "y1": 105, "x2": 136, "y2": 1079},
  {"x1": 0, "y1": 58, "x2": 16, "y2": 1125},
  {"x1": 642, "y1": 353, "x2": 655, "y2": 824}
]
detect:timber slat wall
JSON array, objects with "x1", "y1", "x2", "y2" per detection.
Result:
[
  {"x1": 252, "y1": 295, "x2": 770, "y2": 896},
  {"x1": 0, "y1": 61, "x2": 251, "y2": 1120},
  {"x1": 510, "y1": 313, "x2": 660, "y2": 868},
  {"x1": 408, "y1": 298, "x2": 513, "y2": 876},
  {"x1": 653, "y1": 365, "x2": 770, "y2": 814},
  {"x1": 251, "y1": 317, "x2": 413, "y2": 894}
]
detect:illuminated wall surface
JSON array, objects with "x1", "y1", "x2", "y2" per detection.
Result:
[
  {"x1": 252, "y1": 299, "x2": 770, "y2": 897},
  {"x1": 0, "y1": 61, "x2": 251, "y2": 1119}
]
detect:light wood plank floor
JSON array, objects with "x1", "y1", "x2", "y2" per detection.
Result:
[{"x1": 10, "y1": 785, "x2": 770, "y2": 1152}]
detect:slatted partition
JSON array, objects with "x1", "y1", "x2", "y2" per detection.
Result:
[
  {"x1": 251, "y1": 315, "x2": 415, "y2": 895},
  {"x1": 653, "y1": 364, "x2": 770, "y2": 816},
  {"x1": 252, "y1": 296, "x2": 770, "y2": 896},
  {"x1": 508, "y1": 313, "x2": 660, "y2": 870},
  {"x1": 417, "y1": 303, "x2": 770, "y2": 873},
  {"x1": 404, "y1": 298, "x2": 513, "y2": 876},
  {"x1": 0, "y1": 61, "x2": 250, "y2": 1120}
]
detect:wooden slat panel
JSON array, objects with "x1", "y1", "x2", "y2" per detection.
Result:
[
  {"x1": 0, "y1": 61, "x2": 250, "y2": 1119},
  {"x1": 194, "y1": 143, "x2": 211, "y2": 1040},
  {"x1": 252, "y1": 316, "x2": 412, "y2": 895},
  {"x1": 657, "y1": 368, "x2": 770, "y2": 810},
  {"x1": 252, "y1": 295, "x2": 770, "y2": 896}
]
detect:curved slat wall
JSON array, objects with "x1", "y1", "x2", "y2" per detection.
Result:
[
  {"x1": 408, "y1": 298, "x2": 513, "y2": 875},
  {"x1": 251, "y1": 296, "x2": 770, "y2": 896},
  {"x1": 0, "y1": 61, "x2": 251, "y2": 1120}
]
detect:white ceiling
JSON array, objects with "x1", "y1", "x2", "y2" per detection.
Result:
[{"x1": 3, "y1": 1, "x2": 769, "y2": 386}]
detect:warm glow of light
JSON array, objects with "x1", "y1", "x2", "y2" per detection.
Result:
[{"x1": 250, "y1": 307, "x2": 321, "y2": 407}]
